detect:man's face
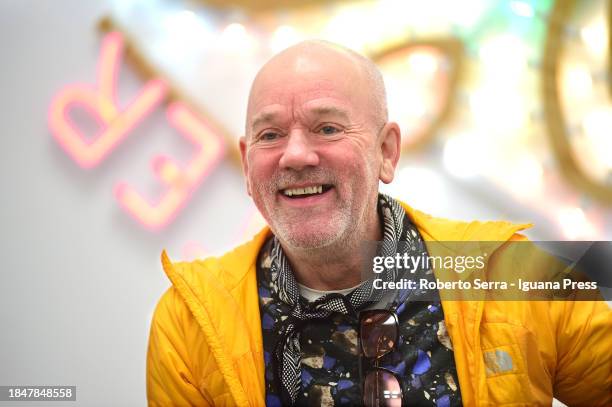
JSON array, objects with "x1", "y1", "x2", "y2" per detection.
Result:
[{"x1": 240, "y1": 52, "x2": 386, "y2": 250}]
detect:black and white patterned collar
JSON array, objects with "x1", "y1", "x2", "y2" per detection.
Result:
[{"x1": 266, "y1": 193, "x2": 431, "y2": 404}]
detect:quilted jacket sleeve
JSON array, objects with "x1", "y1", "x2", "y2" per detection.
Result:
[
  {"x1": 552, "y1": 298, "x2": 612, "y2": 406},
  {"x1": 147, "y1": 288, "x2": 211, "y2": 406}
]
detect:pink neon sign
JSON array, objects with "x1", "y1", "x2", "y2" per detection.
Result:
[
  {"x1": 49, "y1": 32, "x2": 226, "y2": 229},
  {"x1": 114, "y1": 103, "x2": 225, "y2": 229},
  {"x1": 48, "y1": 32, "x2": 168, "y2": 168}
]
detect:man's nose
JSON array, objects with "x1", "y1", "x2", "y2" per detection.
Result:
[{"x1": 278, "y1": 129, "x2": 320, "y2": 170}]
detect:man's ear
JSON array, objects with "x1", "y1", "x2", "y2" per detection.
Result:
[
  {"x1": 239, "y1": 136, "x2": 252, "y2": 196},
  {"x1": 378, "y1": 122, "x2": 401, "y2": 184}
]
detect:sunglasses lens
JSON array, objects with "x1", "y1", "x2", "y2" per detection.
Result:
[
  {"x1": 363, "y1": 369, "x2": 402, "y2": 407},
  {"x1": 360, "y1": 311, "x2": 398, "y2": 358}
]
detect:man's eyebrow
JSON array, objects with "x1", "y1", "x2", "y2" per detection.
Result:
[
  {"x1": 308, "y1": 106, "x2": 350, "y2": 120},
  {"x1": 250, "y1": 111, "x2": 280, "y2": 131},
  {"x1": 250, "y1": 106, "x2": 350, "y2": 130}
]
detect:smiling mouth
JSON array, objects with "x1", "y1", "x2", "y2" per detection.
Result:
[{"x1": 280, "y1": 184, "x2": 333, "y2": 198}]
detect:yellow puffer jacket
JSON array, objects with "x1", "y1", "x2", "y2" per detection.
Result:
[{"x1": 147, "y1": 202, "x2": 611, "y2": 406}]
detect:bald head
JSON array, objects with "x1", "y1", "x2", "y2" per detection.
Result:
[{"x1": 245, "y1": 40, "x2": 388, "y2": 137}]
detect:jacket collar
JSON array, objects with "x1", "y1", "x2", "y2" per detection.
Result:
[
  {"x1": 160, "y1": 200, "x2": 532, "y2": 406},
  {"x1": 161, "y1": 199, "x2": 532, "y2": 328},
  {"x1": 176, "y1": 201, "x2": 532, "y2": 286},
  {"x1": 400, "y1": 202, "x2": 532, "y2": 242}
]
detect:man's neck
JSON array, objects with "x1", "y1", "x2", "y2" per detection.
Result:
[{"x1": 281, "y1": 209, "x2": 382, "y2": 291}]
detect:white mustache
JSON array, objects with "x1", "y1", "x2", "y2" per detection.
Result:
[{"x1": 266, "y1": 169, "x2": 336, "y2": 192}]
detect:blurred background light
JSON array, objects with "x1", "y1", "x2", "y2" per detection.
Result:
[
  {"x1": 580, "y1": 17, "x2": 608, "y2": 59},
  {"x1": 561, "y1": 63, "x2": 594, "y2": 100},
  {"x1": 381, "y1": 166, "x2": 446, "y2": 210},
  {"x1": 220, "y1": 22, "x2": 256, "y2": 54},
  {"x1": 505, "y1": 153, "x2": 544, "y2": 198},
  {"x1": 446, "y1": 0, "x2": 491, "y2": 28},
  {"x1": 270, "y1": 25, "x2": 302, "y2": 53},
  {"x1": 479, "y1": 34, "x2": 528, "y2": 82},
  {"x1": 442, "y1": 134, "x2": 489, "y2": 178},
  {"x1": 509, "y1": 1, "x2": 535, "y2": 18},
  {"x1": 582, "y1": 107, "x2": 612, "y2": 169},
  {"x1": 558, "y1": 207, "x2": 597, "y2": 240},
  {"x1": 407, "y1": 51, "x2": 440, "y2": 76},
  {"x1": 322, "y1": 8, "x2": 373, "y2": 51},
  {"x1": 469, "y1": 89, "x2": 527, "y2": 134}
]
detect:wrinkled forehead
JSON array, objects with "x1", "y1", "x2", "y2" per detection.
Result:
[
  {"x1": 249, "y1": 78, "x2": 352, "y2": 112},
  {"x1": 246, "y1": 56, "x2": 369, "y2": 128}
]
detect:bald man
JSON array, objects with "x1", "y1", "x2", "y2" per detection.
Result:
[
  {"x1": 147, "y1": 41, "x2": 611, "y2": 406},
  {"x1": 240, "y1": 41, "x2": 399, "y2": 292}
]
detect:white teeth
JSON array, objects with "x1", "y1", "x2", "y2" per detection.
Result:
[{"x1": 283, "y1": 185, "x2": 325, "y2": 197}]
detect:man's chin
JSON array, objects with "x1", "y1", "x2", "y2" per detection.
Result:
[
  {"x1": 275, "y1": 228, "x2": 342, "y2": 251},
  {"x1": 266, "y1": 210, "x2": 352, "y2": 250}
]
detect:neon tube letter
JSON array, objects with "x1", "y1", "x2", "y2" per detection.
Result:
[
  {"x1": 48, "y1": 31, "x2": 167, "y2": 168},
  {"x1": 114, "y1": 102, "x2": 226, "y2": 229}
]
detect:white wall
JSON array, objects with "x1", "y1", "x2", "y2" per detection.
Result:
[{"x1": 0, "y1": 1, "x2": 250, "y2": 405}]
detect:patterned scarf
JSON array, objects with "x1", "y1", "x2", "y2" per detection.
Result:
[{"x1": 269, "y1": 194, "x2": 429, "y2": 404}]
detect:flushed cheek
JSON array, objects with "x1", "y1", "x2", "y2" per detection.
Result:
[
  {"x1": 332, "y1": 157, "x2": 375, "y2": 192},
  {"x1": 247, "y1": 153, "x2": 279, "y2": 189}
]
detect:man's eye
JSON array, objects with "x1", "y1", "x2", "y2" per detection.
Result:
[
  {"x1": 259, "y1": 131, "x2": 281, "y2": 141},
  {"x1": 319, "y1": 125, "x2": 341, "y2": 135}
]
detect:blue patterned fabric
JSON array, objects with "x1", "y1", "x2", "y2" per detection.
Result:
[{"x1": 257, "y1": 194, "x2": 462, "y2": 406}]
